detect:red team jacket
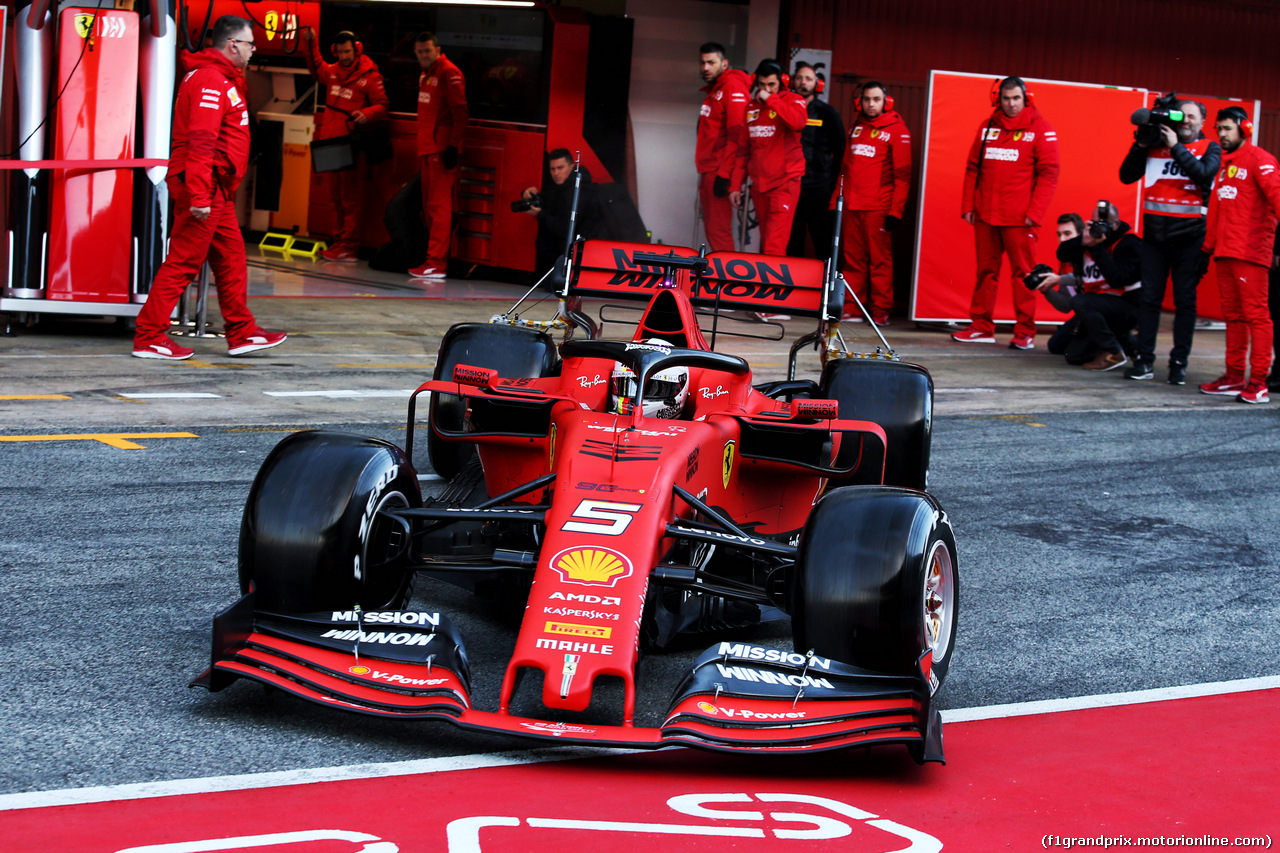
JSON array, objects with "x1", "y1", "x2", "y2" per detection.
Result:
[
  {"x1": 1204, "y1": 140, "x2": 1280, "y2": 268},
  {"x1": 696, "y1": 68, "x2": 752, "y2": 178},
  {"x1": 732, "y1": 90, "x2": 809, "y2": 194},
  {"x1": 416, "y1": 53, "x2": 468, "y2": 156},
  {"x1": 304, "y1": 40, "x2": 389, "y2": 142},
  {"x1": 833, "y1": 109, "x2": 912, "y2": 215},
  {"x1": 962, "y1": 105, "x2": 1060, "y2": 226},
  {"x1": 169, "y1": 49, "x2": 250, "y2": 208}
]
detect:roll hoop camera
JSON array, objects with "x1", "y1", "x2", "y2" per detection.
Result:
[{"x1": 1130, "y1": 92, "x2": 1184, "y2": 147}]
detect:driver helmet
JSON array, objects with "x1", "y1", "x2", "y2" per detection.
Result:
[{"x1": 611, "y1": 339, "x2": 689, "y2": 419}]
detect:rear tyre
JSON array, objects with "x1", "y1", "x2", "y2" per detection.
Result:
[
  {"x1": 791, "y1": 486, "x2": 958, "y2": 685},
  {"x1": 427, "y1": 323, "x2": 560, "y2": 479},
  {"x1": 820, "y1": 358, "x2": 932, "y2": 490},
  {"x1": 239, "y1": 430, "x2": 422, "y2": 613}
]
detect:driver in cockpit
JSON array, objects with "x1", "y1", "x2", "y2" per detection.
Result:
[{"x1": 609, "y1": 339, "x2": 690, "y2": 419}]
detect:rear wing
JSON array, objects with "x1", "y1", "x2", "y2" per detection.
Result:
[{"x1": 568, "y1": 240, "x2": 830, "y2": 320}]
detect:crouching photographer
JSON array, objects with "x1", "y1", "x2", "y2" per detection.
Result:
[
  {"x1": 1119, "y1": 94, "x2": 1221, "y2": 384},
  {"x1": 1031, "y1": 202, "x2": 1145, "y2": 371},
  {"x1": 518, "y1": 148, "x2": 602, "y2": 275}
]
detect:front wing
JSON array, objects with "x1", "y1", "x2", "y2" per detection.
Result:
[{"x1": 191, "y1": 595, "x2": 944, "y2": 762}]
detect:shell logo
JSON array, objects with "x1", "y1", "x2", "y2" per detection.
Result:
[
  {"x1": 551, "y1": 546, "x2": 633, "y2": 586},
  {"x1": 697, "y1": 701, "x2": 719, "y2": 715},
  {"x1": 349, "y1": 665, "x2": 371, "y2": 675}
]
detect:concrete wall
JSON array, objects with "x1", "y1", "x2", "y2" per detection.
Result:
[{"x1": 626, "y1": 0, "x2": 778, "y2": 248}]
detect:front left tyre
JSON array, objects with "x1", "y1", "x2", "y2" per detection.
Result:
[{"x1": 239, "y1": 430, "x2": 422, "y2": 614}]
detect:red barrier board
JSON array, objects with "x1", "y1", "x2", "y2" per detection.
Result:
[
  {"x1": 913, "y1": 72, "x2": 1146, "y2": 325},
  {"x1": 47, "y1": 8, "x2": 138, "y2": 303},
  {"x1": 4, "y1": 686, "x2": 1275, "y2": 852}
]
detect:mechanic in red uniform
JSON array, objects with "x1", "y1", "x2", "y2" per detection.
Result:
[
  {"x1": 833, "y1": 81, "x2": 911, "y2": 325},
  {"x1": 696, "y1": 42, "x2": 751, "y2": 252},
  {"x1": 953, "y1": 76, "x2": 1060, "y2": 350},
  {"x1": 1198, "y1": 106, "x2": 1280, "y2": 404},
  {"x1": 132, "y1": 16, "x2": 286, "y2": 360},
  {"x1": 729, "y1": 59, "x2": 808, "y2": 256},
  {"x1": 409, "y1": 32, "x2": 468, "y2": 280},
  {"x1": 303, "y1": 28, "x2": 388, "y2": 263}
]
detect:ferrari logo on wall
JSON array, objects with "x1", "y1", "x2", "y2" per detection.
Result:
[{"x1": 722, "y1": 440, "x2": 736, "y2": 488}]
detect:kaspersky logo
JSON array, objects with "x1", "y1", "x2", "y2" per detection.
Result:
[{"x1": 550, "y1": 546, "x2": 634, "y2": 586}]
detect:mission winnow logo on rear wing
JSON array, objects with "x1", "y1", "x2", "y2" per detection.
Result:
[{"x1": 570, "y1": 241, "x2": 826, "y2": 316}]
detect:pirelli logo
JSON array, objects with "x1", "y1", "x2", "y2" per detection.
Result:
[{"x1": 545, "y1": 621, "x2": 612, "y2": 639}]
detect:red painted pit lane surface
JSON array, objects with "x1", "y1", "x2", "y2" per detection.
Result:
[{"x1": 6, "y1": 689, "x2": 1274, "y2": 852}]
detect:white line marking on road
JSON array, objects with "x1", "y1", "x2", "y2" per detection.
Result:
[
  {"x1": 264, "y1": 390, "x2": 416, "y2": 398},
  {"x1": 2, "y1": 675, "x2": 1275, "y2": 811},
  {"x1": 119, "y1": 393, "x2": 222, "y2": 399}
]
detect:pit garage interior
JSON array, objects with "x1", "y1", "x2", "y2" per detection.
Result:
[{"x1": 3, "y1": 0, "x2": 1280, "y2": 319}]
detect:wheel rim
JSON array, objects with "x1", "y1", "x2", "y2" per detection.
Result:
[
  {"x1": 361, "y1": 489, "x2": 411, "y2": 607},
  {"x1": 922, "y1": 539, "x2": 955, "y2": 664}
]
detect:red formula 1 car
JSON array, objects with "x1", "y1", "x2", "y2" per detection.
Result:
[{"x1": 193, "y1": 241, "x2": 958, "y2": 762}]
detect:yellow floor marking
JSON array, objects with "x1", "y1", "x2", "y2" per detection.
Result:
[
  {"x1": 0, "y1": 394, "x2": 72, "y2": 400},
  {"x1": 0, "y1": 432, "x2": 198, "y2": 449}
]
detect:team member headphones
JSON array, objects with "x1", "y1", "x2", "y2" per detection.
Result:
[
  {"x1": 990, "y1": 75, "x2": 1035, "y2": 107},
  {"x1": 331, "y1": 30, "x2": 363, "y2": 57},
  {"x1": 854, "y1": 81, "x2": 893, "y2": 113},
  {"x1": 1217, "y1": 105, "x2": 1254, "y2": 138},
  {"x1": 754, "y1": 59, "x2": 790, "y2": 90}
]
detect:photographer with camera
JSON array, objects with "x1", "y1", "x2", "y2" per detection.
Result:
[
  {"x1": 1031, "y1": 202, "x2": 1145, "y2": 371},
  {"x1": 1119, "y1": 95, "x2": 1220, "y2": 384},
  {"x1": 518, "y1": 148, "x2": 601, "y2": 275},
  {"x1": 1026, "y1": 213, "x2": 1091, "y2": 362}
]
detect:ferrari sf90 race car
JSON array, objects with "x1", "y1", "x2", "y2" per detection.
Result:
[{"x1": 193, "y1": 236, "x2": 958, "y2": 763}]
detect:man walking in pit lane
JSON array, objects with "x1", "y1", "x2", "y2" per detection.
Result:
[
  {"x1": 303, "y1": 28, "x2": 389, "y2": 263},
  {"x1": 696, "y1": 42, "x2": 752, "y2": 252},
  {"x1": 833, "y1": 81, "x2": 911, "y2": 326},
  {"x1": 408, "y1": 31, "x2": 468, "y2": 281},
  {"x1": 1197, "y1": 106, "x2": 1280, "y2": 404},
  {"x1": 953, "y1": 76, "x2": 1060, "y2": 351},
  {"x1": 132, "y1": 15, "x2": 286, "y2": 360}
]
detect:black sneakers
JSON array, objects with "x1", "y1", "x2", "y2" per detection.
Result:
[
  {"x1": 1167, "y1": 364, "x2": 1187, "y2": 386},
  {"x1": 1125, "y1": 360, "x2": 1154, "y2": 380}
]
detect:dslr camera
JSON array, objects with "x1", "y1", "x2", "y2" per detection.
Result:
[
  {"x1": 511, "y1": 192, "x2": 543, "y2": 213},
  {"x1": 1088, "y1": 200, "x2": 1113, "y2": 240},
  {"x1": 1130, "y1": 92, "x2": 1184, "y2": 147},
  {"x1": 1023, "y1": 263, "x2": 1054, "y2": 290}
]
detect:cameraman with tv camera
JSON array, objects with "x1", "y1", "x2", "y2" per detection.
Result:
[
  {"x1": 1119, "y1": 95, "x2": 1221, "y2": 384},
  {"x1": 1029, "y1": 201, "x2": 1145, "y2": 371}
]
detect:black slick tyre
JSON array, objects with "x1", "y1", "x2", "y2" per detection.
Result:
[
  {"x1": 819, "y1": 358, "x2": 932, "y2": 490},
  {"x1": 427, "y1": 323, "x2": 559, "y2": 480},
  {"x1": 239, "y1": 430, "x2": 422, "y2": 613},
  {"x1": 791, "y1": 486, "x2": 958, "y2": 685}
]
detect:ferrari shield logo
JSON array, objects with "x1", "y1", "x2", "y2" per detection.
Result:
[
  {"x1": 768, "y1": 110, "x2": 777, "y2": 119},
  {"x1": 1013, "y1": 130, "x2": 1024, "y2": 141},
  {"x1": 1228, "y1": 165, "x2": 1238, "y2": 178},
  {"x1": 265, "y1": 11, "x2": 278, "y2": 40},
  {"x1": 74, "y1": 14, "x2": 94, "y2": 38},
  {"x1": 550, "y1": 546, "x2": 634, "y2": 586},
  {"x1": 722, "y1": 440, "x2": 736, "y2": 488},
  {"x1": 870, "y1": 128, "x2": 879, "y2": 138}
]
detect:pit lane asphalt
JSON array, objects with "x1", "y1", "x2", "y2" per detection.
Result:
[{"x1": 2, "y1": 295, "x2": 1278, "y2": 794}]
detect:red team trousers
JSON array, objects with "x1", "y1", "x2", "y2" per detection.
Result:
[
  {"x1": 325, "y1": 163, "x2": 366, "y2": 247},
  {"x1": 135, "y1": 178, "x2": 255, "y2": 340},
  {"x1": 971, "y1": 220, "x2": 1039, "y2": 338},
  {"x1": 1216, "y1": 257, "x2": 1274, "y2": 380},
  {"x1": 841, "y1": 209, "x2": 894, "y2": 314},
  {"x1": 750, "y1": 177, "x2": 802, "y2": 256},
  {"x1": 699, "y1": 171, "x2": 736, "y2": 252},
  {"x1": 420, "y1": 153, "x2": 458, "y2": 270}
]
